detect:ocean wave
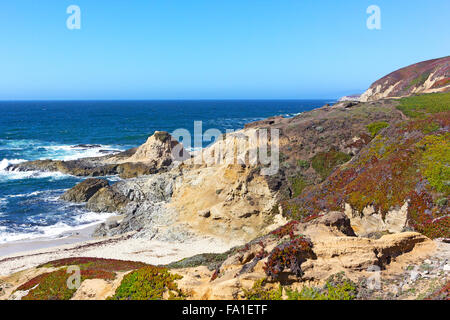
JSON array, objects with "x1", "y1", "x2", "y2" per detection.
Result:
[
  {"x1": 283, "y1": 112, "x2": 303, "y2": 118},
  {"x1": 0, "y1": 139, "x2": 43, "y2": 151},
  {"x1": 0, "y1": 138, "x2": 124, "y2": 162},
  {"x1": 0, "y1": 158, "x2": 26, "y2": 171},
  {"x1": 73, "y1": 211, "x2": 116, "y2": 224},
  {"x1": 3, "y1": 190, "x2": 65, "y2": 199},
  {"x1": 41, "y1": 144, "x2": 122, "y2": 161},
  {"x1": 0, "y1": 165, "x2": 70, "y2": 181}
]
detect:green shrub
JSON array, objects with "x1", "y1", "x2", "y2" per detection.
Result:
[
  {"x1": 422, "y1": 122, "x2": 440, "y2": 134},
  {"x1": 110, "y1": 266, "x2": 184, "y2": 300},
  {"x1": 416, "y1": 133, "x2": 450, "y2": 194},
  {"x1": 297, "y1": 159, "x2": 310, "y2": 169},
  {"x1": 325, "y1": 280, "x2": 358, "y2": 300},
  {"x1": 397, "y1": 92, "x2": 450, "y2": 118},
  {"x1": 311, "y1": 149, "x2": 352, "y2": 180},
  {"x1": 19, "y1": 257, "x2": 149, "y2": 300},
  {"x1": 286, "y1": 273, "x2": 357, "y2": 300},
  {"x1": 164, "y1": 253, "x2": 229, "y2": 271},
  {"x1": 367, "y1": 121, "x2": 389, "y2": 137},
  {"x1": 406, "y1": 72, "x2": 431, "y2": 90},
  {"x1": 243, "y1": 279, "x2": 283, "y2": 300},
  {"x1": 285, "y1": 286, "x2": 323, "y2": 300},
  {"x1": 289, "y1": 175, "x2": 309, "y2": 198},
  {"x1": 22, "y1": 269, "x2": 77, "y2": 300}
]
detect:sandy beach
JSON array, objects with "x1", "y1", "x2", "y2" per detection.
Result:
[{"x1": 0, "y1": 225, "x2": 240, "y2": 277}]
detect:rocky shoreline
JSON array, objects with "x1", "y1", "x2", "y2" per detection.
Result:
[{"x1": 0, "y1": 58, "x2": 448, "y2": 299}]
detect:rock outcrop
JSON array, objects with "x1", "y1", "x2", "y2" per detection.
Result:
[
  {"x1": 338, "y1": 95, "x2": 361, "y2": 102},
  {"x1": 123, "y1": 131, "x2": 190, "y2": 165},
  {"x1": 7, "y1": 131, "x2": 190, "y2": 179},
  {"x1": 86, "y1": 186, "x2": 130, "y2": 213},
  {"x1": 60, "y1": 178, "x2": 109, "y2": 203},
  {"x1": 172, "y1": 213, "x2": 438, "y2": 300},
  {"x1": 360, "y1": 56, "x2": 450, "y2": 102}
]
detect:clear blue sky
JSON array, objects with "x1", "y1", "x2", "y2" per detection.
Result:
[{"x1": 0, "y1": 0, "x2": 449, "y2": 100}]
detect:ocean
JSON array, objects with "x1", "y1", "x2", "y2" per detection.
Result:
[{"x1": 0, "y1": 100, "x2": 331, "y2": 244}]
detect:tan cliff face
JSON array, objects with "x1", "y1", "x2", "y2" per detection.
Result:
[
  {"x1": 360, "y1": 56, "x2": 450, "y2": 102},
  {"x1": 170, "y1": 128, "x2": 287, "y2": 242},
  {"x1": 170, "y1": 163, "x2": 285, "y2": 243}
]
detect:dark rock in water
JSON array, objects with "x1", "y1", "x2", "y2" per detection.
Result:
[
  {"x1": 114, "y1": 147, "x2": 138, "y2": 158},
  {"x1": 98, "y1": 149, "x2": 120, "y2": 154},
  {"x1": 86, "y1": 185, "x2": 129, "y2": 213},
  {"x1": 9, "y1": 159, "x2": 119, "y2": 176},
  {"x1": 72, "y1": 144, "x2": 102, "y2": 149},
  {"x1": 60, "y1": 178, "x2": 109, "y2": 203}
]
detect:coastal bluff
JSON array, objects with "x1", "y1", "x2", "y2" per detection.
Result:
[{"x1": 1, "y1": 57, "x2": 449, "y2": 300}]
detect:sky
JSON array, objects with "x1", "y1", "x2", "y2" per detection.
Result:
[{"x1": 0, "y1": 0, "x2": 449, "y2": 100}]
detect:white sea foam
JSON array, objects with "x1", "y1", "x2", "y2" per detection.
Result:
[
  {"x1": 0, "y1": 158, "x2": 26, "y2": 171},
  {"x1": 0, "y1": 138, "x2": 124, "y2": 163},
  {"x1": 73, "y1": 211, "x2": 116, "y2": 224},
  {"x1": 0, "y1": 167, "x2": 70, "y2": 181},
  {"x1": 42, "y1": 144, "x2": 121, "y2": 161},
  {"x1": 4, "y1": 190, "x2": 59, "y2": 198},
  {"x1": 0, "y1": 211, "x2": 115, "y2": 244}
]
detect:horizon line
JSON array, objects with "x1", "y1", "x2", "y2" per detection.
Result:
[{"x1": 0, "y1": 97, "x2": 338, "y2": 102}]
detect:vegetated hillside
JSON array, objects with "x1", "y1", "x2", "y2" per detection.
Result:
[
  {"x1": 360, "y1": 56, "x2": 450, "y2": 102},
  {"x1": 282, "y1": 92, "x2": 450, "y2": 239},
  {"x1": 244, "y1": 98, "x2": 405, "y2": 201}
]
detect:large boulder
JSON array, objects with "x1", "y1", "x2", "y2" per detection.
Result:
[
  {"x1": 310, "y1": 211, "x2": 357, "y2": 237},
  {"x1": 86, "y1": 186, "x2": 129, "y2": 213},
  {"x1": 60, "y1": 178, "x2": 109, "y2": 203}
]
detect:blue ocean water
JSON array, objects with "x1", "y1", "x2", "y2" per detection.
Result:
[{"x1": 0, "y1": 100, "x2": 331, "y2": 244}]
